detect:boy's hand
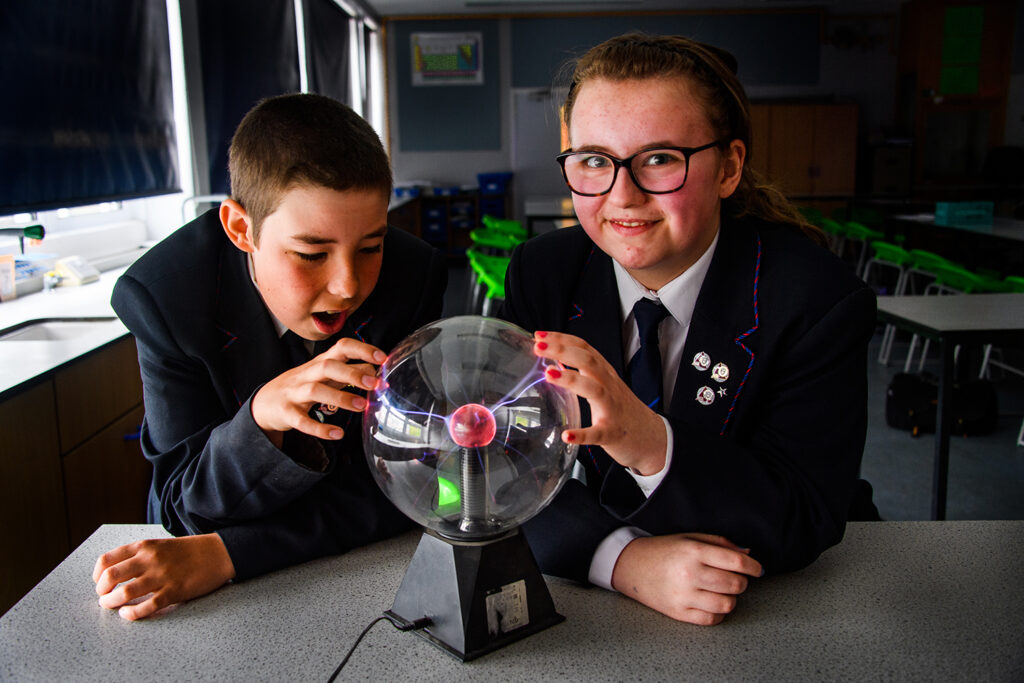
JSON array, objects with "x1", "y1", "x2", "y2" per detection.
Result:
[
  {"x1": 532, "y1": 331, "x2": 668, "y2": 475},
  {"x1": 252, "y1": 337, "x2": 387, "y2": 445},
  {"x1": 611, "y1": 533, "x2": 762, "y2": 625},
  {"x1": 93, "y1": 533, "x2": 236, "y2": 621}
]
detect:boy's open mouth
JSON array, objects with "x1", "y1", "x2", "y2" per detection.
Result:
[{"x1": 312, "y1": 310, "x2": 346, "y2": 335}]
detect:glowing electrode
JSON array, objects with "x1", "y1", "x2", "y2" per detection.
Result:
[{"x1": 447, "y1": 403, "x2": 497, "y2": 448}]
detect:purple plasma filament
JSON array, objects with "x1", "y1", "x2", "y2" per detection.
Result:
[{"x1": 448, "y1": 403, "x2": 497, "y2": 447}]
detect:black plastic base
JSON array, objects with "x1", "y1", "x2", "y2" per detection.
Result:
[{"x1": 386, "y1": 528, "x2": 564, "y2": 661}]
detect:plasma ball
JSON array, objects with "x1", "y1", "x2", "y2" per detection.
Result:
[{"x1": 448, "y1": 403, "x2": 497, "y2": 447}]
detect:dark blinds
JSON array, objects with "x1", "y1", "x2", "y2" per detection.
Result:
[
  {"x1": 196, "y1": 0, "x2": 299, "y2": 196},
  {"x1": 0, "y1": 0, "x2": 179, "y2": 214},
  {"x1": 305, "y1": 0, "x2": 352, "y2": 106}
]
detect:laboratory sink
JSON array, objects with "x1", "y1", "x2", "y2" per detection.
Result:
[{"x1": 0, "y1": 317, "x2": 120, "y2": 342}]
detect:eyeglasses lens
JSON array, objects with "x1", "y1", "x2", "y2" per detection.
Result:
[{"x1": 562, "y1": 149, "x2": 689, "y2": 195}]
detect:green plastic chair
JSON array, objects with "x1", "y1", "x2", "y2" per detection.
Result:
[
  {"x1": 867, "y1": 241, "x2": 914, "y2": 365},
  {"x1": 465, "y1": 247, "x2": 510, "y2": 314},
  {"x1": 843, "y1": 221, "x2": 885, "y2": 276},
  {"x1": 469, "y1": 227, "x2": 521, "y2": 256},
  {"x1": 481, "y1": 215, "x2": 527, "y2": 240},
  {"x1": 907, "y1": 263, "x2": 1010, "y2": 372},
  {"x1": 798, "y1": 206, "x2": 825, "y2": 227},
  {"x1": 818, "y1": 217, "x2": 847, "y2": 255},
  {"x1": 1003, "y1": 275, "x2": 1024, "y2": 293},
  {"x1": 900, "y1": 249, "x2": 952, "y2": 295}
]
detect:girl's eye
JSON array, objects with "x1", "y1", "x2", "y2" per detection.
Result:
[
  {"x1": 360, "y1": 244, "x2": 383, "y2": 255},
  {"x1": 642, "y1": 151, "x2": 683, "y2": 167},
  {"x1": 582, "y1": 154, "x2": 611, "y2": 169},
  {"x1": 295, "y1": 252, "x2": 326, "y2": 262}
]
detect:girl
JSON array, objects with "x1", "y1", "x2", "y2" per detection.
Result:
[{"x1": 502, "y1": 33, "x2": 877, "y2": 626}]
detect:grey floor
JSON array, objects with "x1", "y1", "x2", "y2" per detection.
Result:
[{"x1": 443, "y1": 263, "x2": 1024, "y2": 522}]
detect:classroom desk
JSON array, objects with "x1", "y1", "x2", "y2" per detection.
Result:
[
  {"x1": 885, "y1": 213, "x2": 1024, "y2": 276},
  {"x1": 876, "y1": 293, "x2": 1024, "y2": 520},
  {"x1": 523, "y1": 195, "x2": 576, "y2": 236},
  {"x1": 2, "y1": 522, "x2": 1022, "y2": 681}
]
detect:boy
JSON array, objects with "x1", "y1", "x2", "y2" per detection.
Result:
[{"x1": 92, "y1": 94, "x2": 447, "y2": 620}]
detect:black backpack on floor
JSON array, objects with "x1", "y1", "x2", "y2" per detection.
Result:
[{"x1": 885, "y1": 372, "x2": 998, "y2": 437}]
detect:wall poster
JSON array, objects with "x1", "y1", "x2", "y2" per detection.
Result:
[{"x1": 411, "y1": 32, "x2": 483, "y2": 86}]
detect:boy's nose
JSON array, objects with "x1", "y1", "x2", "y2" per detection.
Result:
[{"x1": 327, "y1": 261, "x2": 359, "y2": 300}]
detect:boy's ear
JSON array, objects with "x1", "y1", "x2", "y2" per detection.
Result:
[
  {"x1": 718, "y1": 139, "x2": 746, "y2": 199},
  {"x1": 220, "y1": 199, "x2": 256, "y2": 253}
]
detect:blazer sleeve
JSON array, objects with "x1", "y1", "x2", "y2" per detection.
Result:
[
  {"x1": 113, "y1": 274, "x2": 329, "y2": 537},
  {"x1": 600, "y1": 284, "x2": 877, "y2": 574},
  {"x1": 113, "y1": 241, "x2": 446, "y2": 579}
]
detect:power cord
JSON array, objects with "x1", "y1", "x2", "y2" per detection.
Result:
[{"x1": 326, "y1": 611, "x2": 431, "y2": 682}]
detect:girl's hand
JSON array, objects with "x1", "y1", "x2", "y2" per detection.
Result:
[
  {"x1": 612, "y1": 533, "x2": 763, "y2": 625},
  {"x1": 533, "y1": 330, "x2": 667, "y2": 475},
  {"x1": 92, "y1": 533, "x2": 236, "y2": 621},
  {"x1": 251, "y1": 338, "x2": 386, "y2": 446}
]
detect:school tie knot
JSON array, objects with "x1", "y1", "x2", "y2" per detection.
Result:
[
  {"x1": 282, "y1": 330, "x2": 311, "y2": 368},
  {"x1": 627, "y1": 298, "x2": 670, "y2": 411}
]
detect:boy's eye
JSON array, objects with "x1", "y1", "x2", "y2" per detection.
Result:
[
  {"x1": 295, "y1": 252, "x2": 327, "y2": 262},
  {"x1": 360, "y1": 244, "x2": 383, "y2": 255}
]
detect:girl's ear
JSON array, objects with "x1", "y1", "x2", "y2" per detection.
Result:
[
  {"x1": 220, "y1": 199, "x2": 256, "y2": 253},
  {"x1": 719, "y1": 139, "x2": 746, "y2": 199}
]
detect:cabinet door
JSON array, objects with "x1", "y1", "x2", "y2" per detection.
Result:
[
  {"x1": 54, "y1": 337, "x2": 142, "y2": 453},
  {"x1": 747, "y1": 104, "x2": 772, "y2": 178},
  {"x1": 767, "y1": 104, "x2": 816, "y2": 196},
  {"x1": 0, "y1": 381, "x2": 68, "y2": 614},
  {"x1": 812, "y1": 105, "x2": 858, "y2": 196},
  {"x1": 63, "y1": 405, "x2": 149, "y2": 549}
]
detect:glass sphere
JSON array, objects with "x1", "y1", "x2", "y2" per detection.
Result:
[{"x1": 363, "y1": 316, "x2": 580, "y2": 540}]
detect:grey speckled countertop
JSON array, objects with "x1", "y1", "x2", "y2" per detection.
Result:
[{"x1": 2, "y1": 521, "x2": 1022, "y2": 681}]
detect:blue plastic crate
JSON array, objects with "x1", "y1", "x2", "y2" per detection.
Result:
[
  {"x1": 430, "y1": 186, "x2": 461, "y2": 197},
  {"x1": 935, "y1": 201, "x2": 993, "y2": 231},
  {"x1": 423, "y1": 206, "x2": 446, "y2": 220},
  {"x1": 477, "y1": 172, "x2": 513, "y2": 195},
  {"x1": 479, "y1": 197, "x2": 506, "y2": 219},
  {"x1": 422, "y1": 222, "x2": 447, "y2": 241}
]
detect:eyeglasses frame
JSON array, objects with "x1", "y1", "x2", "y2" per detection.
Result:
[{"x1": 555, "y1": 141, "x2": 723, "y2": 197}]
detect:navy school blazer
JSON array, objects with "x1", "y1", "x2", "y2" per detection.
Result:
[
  {"x1": 112, "y1": 209, "x2": 447, "y2": 579},
  {"x1": 501, "y1": 216, "x2": 877, "y2": 581}
]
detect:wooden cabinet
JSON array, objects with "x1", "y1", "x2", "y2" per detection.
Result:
[
  {"x1": 0, "y1": 336, "x2": 148, "y2": 614},
  {"x1": 63, "y1": 405, "x2": 148, "y2": 548},
  {"x1": 749, "y1": 102, "x2": 859, "y2": 199},
  {"x1": 0, "y1": 381, "x2": 67, "y2": 615}
]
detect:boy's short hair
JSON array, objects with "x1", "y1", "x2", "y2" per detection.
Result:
[{"x1": 228, "y1": 93, "x2": 392, "y2": 241}]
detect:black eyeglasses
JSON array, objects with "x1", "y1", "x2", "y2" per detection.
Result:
[{"x1": 555, "y1": 141, "x2": 722, "y2": 197}]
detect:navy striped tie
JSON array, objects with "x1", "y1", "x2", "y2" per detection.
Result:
[{"x1": 627, "y1": 298, "x2": 669, "y2": 411}]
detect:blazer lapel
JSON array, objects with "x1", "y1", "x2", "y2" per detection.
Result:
[
  {"x1": 215, "y1": 247, "x2": 286, "y2": 407},
  {"x1": 670, "y1": 222, "x2": 762, "y2": 436},
  {"x1": 564, "y1": 246, "x2": 626, "y2": 379}
]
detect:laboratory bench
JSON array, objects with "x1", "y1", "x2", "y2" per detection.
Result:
[{"x1": 1, "y1": 521, "x2": 1021, "y2": 681}]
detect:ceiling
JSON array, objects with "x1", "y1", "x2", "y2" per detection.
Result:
[{"x1": 360, "y1": 0, "x2": 903, "y2": 19}]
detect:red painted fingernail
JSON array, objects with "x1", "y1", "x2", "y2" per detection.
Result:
[
  {"x1": 536, "y1": 331, "x2": 547, "y2": 338},
  {"x1": 546, "y1": 367, "x2": 561, "y2": 379},
  {"x1": 536, "y1": 341, "x2": 548, "y2": 350},
  {"x1": 565, "y1": 432, "x2": 576, "y2": 442}
]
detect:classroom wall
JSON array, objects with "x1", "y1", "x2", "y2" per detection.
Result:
[{"x1": 385, "y1": 10, "x2": 902, "y2": 207}]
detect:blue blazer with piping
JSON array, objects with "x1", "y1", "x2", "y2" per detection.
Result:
[
  {"x1": 501, "y1": 216, "x2": 877, "y2": 581},
  {"x1": 112, "y1": 209, "x2": 447, "y2": 579}
]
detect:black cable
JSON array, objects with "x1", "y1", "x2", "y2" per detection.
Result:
[{"x1": 327, "y1": 612, "x2": 431, "y2": 682}]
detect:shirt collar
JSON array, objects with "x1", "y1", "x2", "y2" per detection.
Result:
[{"x1": 613, "y1": 228, "x2": 720, "y2": 327}]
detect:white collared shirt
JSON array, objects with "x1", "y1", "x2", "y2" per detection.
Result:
[
  {"x1": 587, "y1": 229, "x2": 720, "y2": 590},
  {"x1": 247, "y1": 253, "x2": 314, "y2": 353}
]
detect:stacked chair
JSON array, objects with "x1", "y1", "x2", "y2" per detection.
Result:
[{"x1": 465, "y1": 216, "x2": 527, "y2": 316}]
